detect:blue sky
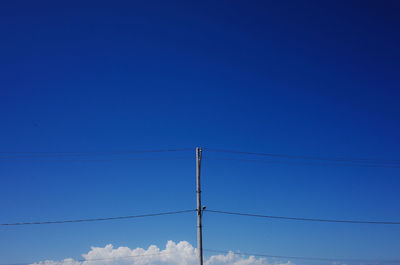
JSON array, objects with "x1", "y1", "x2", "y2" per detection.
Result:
[{"x1": 1, "y1": 1, "x2": 400, "y2": 264}]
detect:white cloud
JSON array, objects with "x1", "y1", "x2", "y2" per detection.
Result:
[
  {"x1": 206, "y1": 251, "x2": 294, "y2": 265},
  {"x1": 30, "y1": 241, "x2": 293, "y2": 265}
]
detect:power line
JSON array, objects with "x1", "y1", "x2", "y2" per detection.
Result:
[
  {"x1": 5, "y1": 249, "x2": 400, "y2": 265},
  {"x1": 0, "y1": 148, "x2": 194, "y2": 157},
  {"x1": 205, "y1": 148, "x2": 400, "y2": 165},
  {"x1": 206, "y1": 157, "x2": 400, "y2": 169},
  {"x1": 0, "y1": 148, "x2": 194, "y2": 162},
  {"x1": 0, "y1": 210, "x2": 195, "y2": 226},
  {"x1": 205, "y1": 209, "x2": 400, "y2": 225},
  {"x1": 1, "y1": 252, "x2": 173, "y2": 265},
  {"x1": 5, "y1": 250, "x2": 400, "y2": 265},
  {"x1": 0, "y1": 156, "x2": 192, "y2": 162},
  {"x1": 204, "y1": 249, "x2": 400, "y2": 264}
]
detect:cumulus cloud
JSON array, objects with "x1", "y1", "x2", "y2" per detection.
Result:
[
  {"x1": 206, "y1": 251, "x2": 294, "y2": 265},
  {"x1": 30, "y1": 241, "x2": 293, "y2": 265}
]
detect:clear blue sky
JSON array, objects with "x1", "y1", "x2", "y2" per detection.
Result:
[{"x1": 1, "y1": 1, "x2": 399, "y2": 264}]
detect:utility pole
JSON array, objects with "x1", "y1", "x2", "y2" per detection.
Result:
[{"x1": 196, "y1": 147, "x2": 204, "y2": 265}]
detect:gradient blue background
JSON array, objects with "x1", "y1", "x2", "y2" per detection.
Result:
[{"x1": 1, "y1": 1, "x2": 399, "y2": 264}]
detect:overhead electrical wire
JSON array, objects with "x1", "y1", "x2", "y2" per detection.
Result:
[
  {"x1": 4, "y1": 249, "x2": 400, "y2": 265},
  {"x1": 0, "y1": 252, "x2": 172, "y2": 265},
  {"x1": 4, "y1": 209, "x2": 399, "y2": 227},
  {"x1": 204, "y1": 249, "x2": 400, "y2": 264},
  {"x1": 0, "y1": 209, "x2": 195, "y2": 226},
  {"x1": 205, "y1": 209, "x2": 400, "y2": 225},
  {"x1": 3, "y1": 147, "x2": 399, "y2": 168},
  {"x1": 204, "y1": 148, "x2": 400, "y2": 165},
  {"x1": 2, "y1": 147, "x2": 399, "y2": 165},
  {"x1": 205, "y1": 157, "x2": 400, "y2": 169},
  {"x1": 0, "y1": 148, "x2": 194, "y2": 159},
  {"x1": 0, "y1": 156, "x2": 193, "y2": 162},
  {"x1": 2, "y1": 146, "x2": 400, "y2": 264},
  {"x1": 0, "y1": 148, "x2": 194, "y2": 155}
]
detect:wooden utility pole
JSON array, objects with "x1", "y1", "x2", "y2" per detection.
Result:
[{"x1": 196, "y1": 147, "x2": 204, "y2": 265}]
